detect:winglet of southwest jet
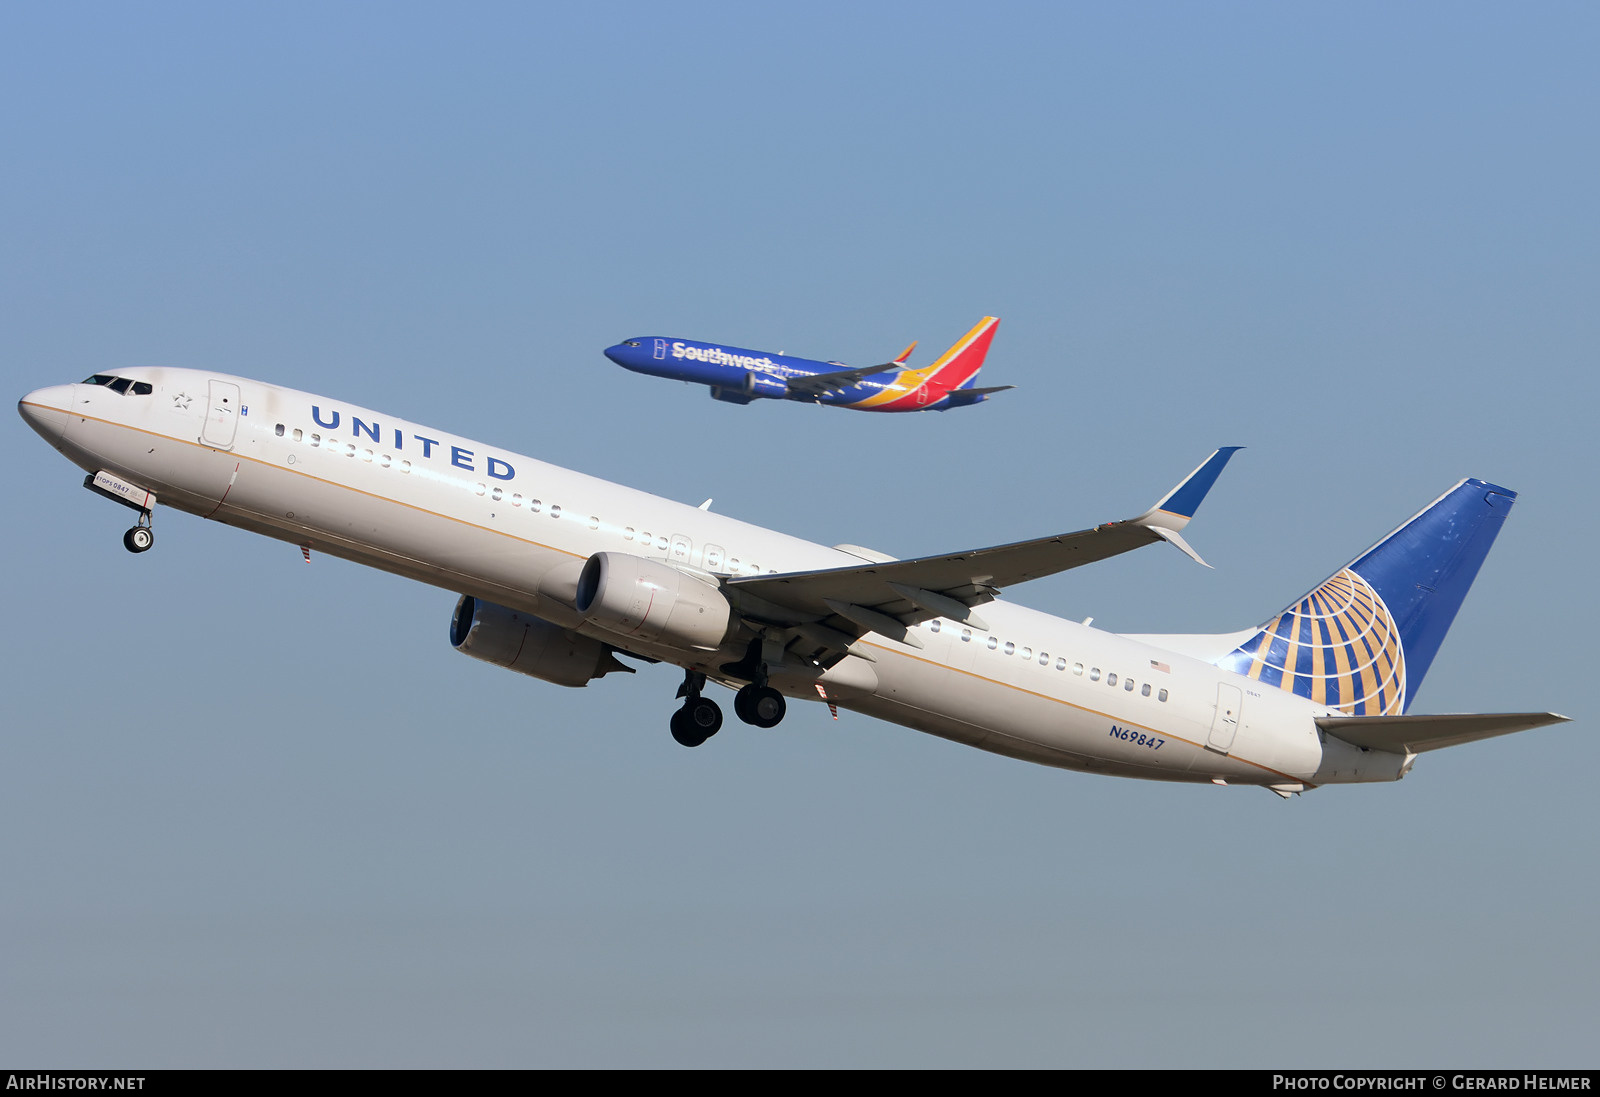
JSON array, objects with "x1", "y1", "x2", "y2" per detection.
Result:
[{"x1": 1133, "y1": 446, "x2": 1244, "y2": 567}]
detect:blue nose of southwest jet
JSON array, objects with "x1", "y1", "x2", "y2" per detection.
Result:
[
  {"x1": 18, "y1": 384, "x2": 74, "y2": 445},
  {"x1": 604, "y1": 339, "x2": 647, "y2": 371}
]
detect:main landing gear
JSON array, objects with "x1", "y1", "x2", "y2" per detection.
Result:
[
  {"x1": 671, "y1": 671, "x2": 723, "y2": 748},
  {"x1": 733, "y1": 683, "x2": 786, "y2": 729},
  {"x1": 668, "y1": 671, "x2": 789, "y2": 748},
  {"x1": 123, "y1": 512, "x2": 154, "y2": 554}
]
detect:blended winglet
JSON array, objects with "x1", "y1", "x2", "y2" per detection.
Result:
[
  {"x1": 892, "y1": 340, "x2": 918, "y2": 366},
  {"x1": 1137, "y1": 447, "x2": 1243, "y2": 533}
]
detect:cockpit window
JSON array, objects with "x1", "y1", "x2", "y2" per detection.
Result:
[
  {"x1": 80, "y1": 374, "x2": 153, "y2": 396},
  {"x1": 623, "y1": 340, "x2": 641, "y2": 347}
]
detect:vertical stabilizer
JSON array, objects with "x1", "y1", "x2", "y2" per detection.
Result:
[
  {"x1": 1214, "y1": 480, "x2": 1515, "y2": 714},
  {"x1": 918, "y1": 315, "x2": 1000, "y2": 390}
]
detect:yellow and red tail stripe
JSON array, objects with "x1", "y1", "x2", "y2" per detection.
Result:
[{"x1": 848, "y1": 316, "x2": 1000, "y2": 411}]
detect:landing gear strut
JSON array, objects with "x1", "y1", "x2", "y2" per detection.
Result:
[
  {"x1": 670, "y1": 670, "x2": 723, "y2": 748},
  {"x1": 123, "y1": 511, "x2": 154, "y2": 554}
]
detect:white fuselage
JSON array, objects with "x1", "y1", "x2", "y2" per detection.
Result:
[{"x1": 20, "y1": 367, "x2": 1407, "y2": 790}]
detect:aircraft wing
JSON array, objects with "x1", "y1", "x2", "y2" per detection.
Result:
[
  {"x1": 722, "y1": 448, "x2": 1241, "y2": 658},
  {"x1": 785, "y1": 363, "x2": 897, "y2": 397},
  {"x1": 1317, "y1": 712, "x2": 1571, "y2": 754}
]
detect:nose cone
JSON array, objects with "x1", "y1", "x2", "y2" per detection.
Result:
[
  {"x1": 18, "y1": 384, "x2": 74, "y2": 444},
  {"x1": 604, "y1": 340, "x2": 647, "y2": 371}
]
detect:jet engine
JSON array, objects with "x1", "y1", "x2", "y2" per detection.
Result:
[
  {"x1": 450, "y1": 595, "x2": 629, "y2": 687},
  {"x1": 575, "y1": 552, "x2": 734, "y2": 652},
  {"x1": 710, "y1": 372, "x2": 787, "y2": 404}
]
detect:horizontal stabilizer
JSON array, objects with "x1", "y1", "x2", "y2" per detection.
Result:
[{"x1": 1317, "y1": 712, "x2": 1570, "y2": 754}]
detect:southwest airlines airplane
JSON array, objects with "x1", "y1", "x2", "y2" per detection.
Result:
[
  {"x1": 19, "y1": 368, "x2": 1565, "y2": 796},
  {"x1": 604, "y1": 316, "x2": 1010, "y2": 410}
]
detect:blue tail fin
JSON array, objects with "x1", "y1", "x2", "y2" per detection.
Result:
[{"x1": 1214, "y1": 479, "x2": 1516, "y2": 714}]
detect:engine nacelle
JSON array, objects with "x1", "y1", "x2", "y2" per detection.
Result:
[
  {"x1": 710, "y1": 371, "x2": 788, "y2": 404},
  {"x1": 450, "y1": 595, "x2": 624, "y2": 687},
  {"x1": 741, "y1": 371, "x2": 789, "y2": 399},
  {"x1": 575, "y1": 552, "x2": 734, "y2": 652}
]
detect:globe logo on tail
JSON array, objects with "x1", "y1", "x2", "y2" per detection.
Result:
[{"x1": 1224, "y1": 568, "x2": 1407, "y2": 715}]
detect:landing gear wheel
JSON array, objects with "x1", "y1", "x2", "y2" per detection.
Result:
[
  {"x1": 123, "y1": 526, "x2": 154, "y2": 553},
  {"x1": 670, "y1": 709, "x2": 703, "y2": 747},
  {"x1": 670, "y1": 696, "x2": 723, "y2": 747},
  {"x1": 734, "y1": 684, "x2": 786, "y2": 728}
]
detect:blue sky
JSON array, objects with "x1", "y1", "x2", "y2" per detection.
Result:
[{"x1": 4, "y1": 1, "x2": 1595, "y2": 1067}]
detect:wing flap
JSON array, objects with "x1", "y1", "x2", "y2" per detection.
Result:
[
  {"x1": 723, "y1": 448, "x2": 1241, "y2": 658},
  {"x1": 786, "y1": 363, "x2": 895, "y2": 397}
]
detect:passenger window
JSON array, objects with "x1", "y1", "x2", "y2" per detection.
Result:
[
  {"x1": 1090, "y1": 668, "x2": 1101, "y2": 682},
  {"x1": 474, "y1": 484, "x2": 487, "y2": 496},
  {"x1": 1141, "y1": 683, "x2": 1151, "y2": 697},
  {"x1": 929, "y1": 620, "x2": 941, "y2": 633},
  {"x1": 532, "y1": 500, "x2": 543, "y2": 513},
  {"x1": 293, "y1": 429, "x2": 303, "y2": 441},
  {"x1": 1124, "y1": 679, "x2": 1134, "y2": 691},
  {"x1": 962, "y1": 629, "x2": 972, "y2": 643},
  {"x1": 275, "y1": 424, "x2": 285, "y2": 437},
  {"x1": 1039, "y1": 652, "x2": 1049, "y2": 666},
  {"x1": 551, "y1": 505, "x2": 562, "y2": 518},
  {"x1": 1158, "y1": 689, "x2": 1169, "y2": 702},
  {"x1": 987, "y1": 636, "x2": 998, "y2": 650},
  {"x1": 362, "y1": 449, "x2": 373, "y2": 462},
  {"x1": 1004, "y1": 642, "x2": 1015, "y2": 656},
  {"x1": 381, "y1": 455, "x2": 392, "y2": 468},
  {"x1": 310, "y1": 434, "x2": 320, "y2": 447},
  {"x1": 1073, "y1": 663, "x2": 1084, "y2": 676},
  {"x1": 1055, "y1": 657, "x2": 1066, "y2": 671},
  {"x1": 400, "y1": 460, "x2": 412, "y2": 473},
  {"x1": 492, "y1": 487, "x2": 503, "y2": 502},
  {"x1": 624, "y1": 527, "x2": 634, "y2": 540},
  {"x1": 1107, "y1": 673, "x2": 1117, "y2": 686},
  {"x1": 512, "y1": 493, "x2": 521, "y2": 506},
  {"x1": 589, "y1": 516, "x2": 600, "y2": 531}
]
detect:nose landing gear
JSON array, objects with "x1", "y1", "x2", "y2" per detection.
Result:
[
  {"x1": 83, "y1": 472, "x2": 158, "y2": 554},
  {"x1": 122, "y1": 512, "x2": 154, "y2": 553}
]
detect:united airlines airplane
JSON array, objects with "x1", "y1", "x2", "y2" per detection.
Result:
[
  {"x1": 19, "y1": 368, "x2": 1565, "y2": 795},
  {"x1": 603, "y1": 316, "x2": 1010, "y2": 411}
]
